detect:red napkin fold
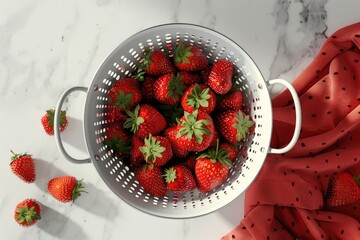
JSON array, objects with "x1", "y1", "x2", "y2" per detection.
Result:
[{"x1": 222, "y1": 22, "x2": 360, "y2": 240}]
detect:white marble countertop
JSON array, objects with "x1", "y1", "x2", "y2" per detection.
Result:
[{"x1": 1, "y1": 0, "x2": 359, "y2": 239}]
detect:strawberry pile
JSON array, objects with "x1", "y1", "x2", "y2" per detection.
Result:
[{"x1": 106, "y1": 42, "x2": 255, "y2": 196}]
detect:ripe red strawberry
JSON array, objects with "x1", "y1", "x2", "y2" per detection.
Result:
[
  {"x1": 195, "y1": 143, "x2": 232, "y2": 192},
  {"x1": 200, "y1": 64, "x2": 213, "y2": 82},
  {"x1": 108, "y1": 78, "x2": 142, "y2": 112},
  {"x1": 124, "y1": 104, "x2": 167, "y2": 139},
  {"x1": 136, "y1": 164, "x2": 167, "y2": 196},
  {"x1": 106, "y1": 105, "x2": 128, "y2": 122},
  {"x1": 217, "y1": 110, "x2": 255, "y2": 143},
  {"x1": 175, "y1": 110, "x2": 214, "y2": 152},
  {"x1": 41, "y1": 109, "x2": 68, "y2": 135},
  {"x1": 164, "y1": 165, "x2": 196, "y2": 194},
  {"x1": 140, "y1": 134, "x2": 173, "y2": 167},
  {"x1": 140, "y1": 76, "x2": 157, "y2": 102},
  {"x1": 181, "y1": 83, "x2": 216, "y2": 114},
  {"x1": 182, "y1": 154, "x2": 197, "y2": 171},
  {"x1": 10, "y1": 151, "x2": 36, "y2": 183},
  {"x1": 209, "y1": 127, "x2": 220, "y2": 148},
  {"x1": 164, "y1": 126, "x2": 189, "y2": 158},
  {"x1": 178, "y1": 71, "x2": 202, "y2": 87},
  {"x1": 174, "y1": 42, "x2": 208, "y2": 71},
  {"x1": 326, "y1": 173, "x2": 360, "y2": 207},
  {"x1": 217, "y1": 90, "x2": 243, "y2": 112},
  {"x1": 14, "y1": 199, "x2": 41, "y2": 227},
  {"x1": 142, "y1": 49, "x2": 175, "y2": 76},
  {"x1": 154, "y1": 73, "x2": 186, "y2": 105},
  {"x1": 130, "y1": 135, "x2": 144, "y2": 167},
  {"x1": 206, "y1": 59, "x2": 234, "y2": 95},
  {"x1": 104, "y1": 122, "x2": 130, "y2": 156},
  {"x1": 219, "y1": 142, "x2": 238, "y2": 161},
  {"x1": 48, "y1": 176, "x2": 86, "y2": 203}
]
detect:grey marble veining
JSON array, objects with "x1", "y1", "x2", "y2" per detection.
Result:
[{"x1": 269, "y1": 0, "x2": 328, "y2": 95}]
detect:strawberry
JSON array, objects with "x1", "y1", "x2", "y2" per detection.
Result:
[
  {"x1": 206, "y1": 59, "x2": 234, "y2": 95},
  {"x1": 178, "y1": 71, "x2": 202, "y2": 87},
  {"x1": 209, "y1": 127, "x2": 220, "y2": 148},
  {"x1": 164, "y1": 165, "x2": 196, "y2": 194},
  {"x1": 182, "y1": 154, "x2": 197, "y2": 172},
  {"x1": 136, "y1": 164, "x2": 167, "y2": 197},
  {"x1": 108, "y1": 78, "x2": 142, "y2": 112},
  {"x1": 140, "y1": 134, "x2": 173, "y2": 167},
  {"x1": 181, "y1": 83, "x2": 216, "y2": 114},
  {"x1": 219, "y1": 142, "x2": 238, "y2": 161},
  {"x1": 140, "y1": 76, "x2": 157, "y2": 102},
  {"x1": 200, "y1": 64, "x2": 213, "y2": 82},
  {"x1": 48, "y1": 176, "x2": 86, "y2": 203},
  {"x1": 164, "y1": 126, "x2": 189, "y2": 158},
  {"x1": 106, "y1": 105, "x2": 128, "y2": 122},
  {"x1": 174, "y1": 42, "x2": 208, "y2": 71},
  {"x1": 14, "y1": 199, "x2": 41, "y2": 227},
  {"x1": 41, "y1": 109, "x2": 68, "y2": 135},
  {"x1": 124, "y1": 104, "x2": 167, "y2": 139},
  {"x1": 175, "y1": 110, "x2": 214, "y2": 152},
  {"x1": 129, "y1": 135, "x2": 144, "y2": 167},
  {"x1": 217, "y1": 90, "x2": 243, "y2": 112},
  {"x1": 217, "y1": 110, "x2": 255, "y2": 143},
  {"x1": 104, "y1": 122, "x2": 130, "y2": 156},
  {"x1": 154, "y1": 73, "x2": 186, "y2": 105},
  {"x1": 10, "y1": 151, "x2": 36, "y2": 183},
  {"x1": 195, "y1": 142, "x2": 232, "y2": 192},
  {"x1": 326, "y1": 173, "x2": 360, "y2": 207},
  {"x1": 142, "y1": 49, "x2": 175, "y2": 76}
]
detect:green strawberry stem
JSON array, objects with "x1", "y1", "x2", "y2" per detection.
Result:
[
  {"x1": 175, "y1": 42, "x2": 194, "y2": 64},
  {"x1": 123, "y1": 105, "x2": 144, "y2": 133},
  {"x1": 112, "y1": 91, "x2": 134, "y2": 111},
  {"x1": 353, "y1": 175, "x2": 360, "y2": 187},
  {"x1": 46, "y1": 109, "x2": 67, "y2": 126},
  {"x1": 16, "y1": 204, "x2": 41, "y2": 224},
  {"x1": 143, "y1": 49, "x2": 154, "y2": 71},
  {"x1": 158, "y1": 104, "x2": 184, "y2": 126},
  {"x1": 104, "y1": 137, "x2": 131, "y2": 156},
  {"x1": 233, "y1": 112, "x2": 255, "y2": 141},
  {"x1": 197, "y1": 140, "x2": 232, "y2": 167},
  {"x1": 10, "y1": 150, "x2": 26, "y2": 162},
  {"x1": 176, "y1": 110, "x2": 211, "y2": 144},
  {"x1": 139, "y1": 134, "x2": 165, "y2": 165},
  {"x1": 165, "y1": 73, "x2": 185, "y2": 102},
  {"x1": 164, "y1": 167, "x2": 176, "y2": 183},
  {"x1": 141, "y1": 163, "x2": 154, "y2": 171},
  {"x1": 133, "y1": 68, "x2": 146, "y2": 82},
  {"x1": 186, "y1": 84, "x2": 210, "y2": 109},
  {"x1": 72, "y1": 179, "x2": 87, "y2": 203}
]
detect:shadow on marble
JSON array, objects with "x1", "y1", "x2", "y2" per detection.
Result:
[
  {"x1": 217, "y1": 194, "x2": 245, "y2": 226},
  {"x1": 74, "y1": 181, "x2": 120, "y2": 219},
  {"x1": 61, "y1": 116, "x2": 89, "y2": 156},
  {"x1": 37, "y1": 204, "x2": 88, "y2": 239},
  {"x1": 34, "y1": 158, "x2": 68, "y2": 192}
]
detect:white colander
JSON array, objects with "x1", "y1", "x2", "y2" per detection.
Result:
[{"x1": 54, "y1": 23, "x2": 301, "y2": 218}]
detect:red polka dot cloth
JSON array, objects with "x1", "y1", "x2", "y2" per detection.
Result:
[{"x1": 222, "y1": 22, "x2": 360, "y2": 240}]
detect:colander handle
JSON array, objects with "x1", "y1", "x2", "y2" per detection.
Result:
[
  {"x1": 54, "y1": 86, "x2": 91, "y2": 164},
  {"x1": 267, "y1": 79, "x2": 302, "y2": 154}
]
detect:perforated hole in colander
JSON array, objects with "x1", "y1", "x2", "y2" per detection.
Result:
[{"x1": 83, "y1": 23, "x2": 273, "y2": 218}]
